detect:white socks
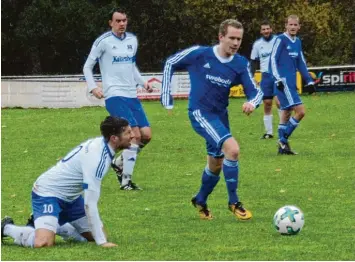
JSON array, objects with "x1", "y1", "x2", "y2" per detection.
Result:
[
  {"x1": 3, "y1": 223, "x2": 87, "y2": 248},
  {"x1": 263, "y1": 114, "x2": 273, "y2": 135},
  {"x1": 4, "y1": 224, "x2": 35, "y2": 247},
  {"x1": 121, "y1": 144, "x2": 139, "y2": 186},
  {"x1": 113, "y1": 154, "x2": 123, "y2": 169},
  {"x1": 57, "y1": 223, "x2": 87, "y2": 242}
]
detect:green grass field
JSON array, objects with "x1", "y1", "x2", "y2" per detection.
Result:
[{"x1": 1, "y1": 92, "x2": 355, "y2": 261}]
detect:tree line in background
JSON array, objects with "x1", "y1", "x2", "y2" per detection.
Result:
[{"x1": 1, "y1": 0, "x2": 354, "y2": 75}]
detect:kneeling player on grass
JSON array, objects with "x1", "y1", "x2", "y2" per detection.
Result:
[{"x1": 1, "y1": 116, "x2": 133, "y2": 248}]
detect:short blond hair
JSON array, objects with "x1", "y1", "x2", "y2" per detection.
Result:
[
  {"x1": 285, "y1": 14, "x2": 300, "y2": 24},
  {"x1": 219, "y1": 19, "x2": 243, "y2": 36}
]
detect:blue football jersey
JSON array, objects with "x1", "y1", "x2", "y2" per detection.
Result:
[
  {"x1": 269, "y1": 33, "x2": 313, "y2": 84},
  {"x1": 161, "y1": 45, "x2": 263, "y2": 112}
]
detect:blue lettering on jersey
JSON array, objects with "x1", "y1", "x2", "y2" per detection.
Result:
[
  {"x1": 260, "y1": 52, "x2": 271, "y2": 58},
  {"x1": 112, "y1": 56, "x2": 135, "y2": 64}
]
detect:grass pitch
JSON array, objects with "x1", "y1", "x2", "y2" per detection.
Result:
[{"x1": 1, "y1": 92, "x2": 354, "y2": 260}]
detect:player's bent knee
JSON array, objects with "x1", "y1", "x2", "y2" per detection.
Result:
[
  {"x1": 222, "y1": 138, "x2": 240, "y2": 160},
  {"x1": 140, "y1": 127, "x2": 152, "y2": 143},
  {"x1": 225, "y1": 149, "x2": 239, "y2": 160},
  {"x1": 295, "y1": 108, "x2": 305, "y2": 120},
  {"x1": 141, "y1": 134, "x2": 152, "y2": 143},
  {"x1": 34, "y1": 229, "x2": 55, "y2": 248},
  {"x1": 223, "y1": 146, "x2": 240, "y2": 160},
  {"x1": 34, "y1": 240, "x2": 55, "y2": 248}
]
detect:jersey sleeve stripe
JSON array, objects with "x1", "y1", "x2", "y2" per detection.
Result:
[
  {"x1": 94, "y1": 32, "x2": 112, "y2": 47},
  {"x1": 162, "y1": 46, "x2": 200, "y2": 107},
  {"x1": 95, "y1": 149, "x2": 106, "y2": 179},
  {"x1": 300, "y1": 51, "x2": 307, "y2": 66},
  {"x1": 246, "y1": 62, "x2": 259, "y2": 89},
  {"x1": 97, "y1": 152, "x2": 108, "y2": 179},
  {"x1": 249, "y1": 88, "x2": 263, "y2": 107},
  {"x1": 271, "y1": 38, "x2": 281, "y2": 80},
  {"x1": 245, "y1": 62, "x2": 263, "y2": 107}
]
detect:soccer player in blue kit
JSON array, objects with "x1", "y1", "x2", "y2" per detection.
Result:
[
  {"x1": 161, "y1": 19, "x2": 263, "y2": 220},
  {"x1": 270, "y1": 15, "x2": 315, "y2": 155}
]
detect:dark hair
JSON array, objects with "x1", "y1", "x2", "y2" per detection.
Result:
[
  {"x1": 260, "y1": 20, "x2": 271, "y2": 27},
  {"x1": 100, "y1": 116, "x2": 129, "y2": 142},
  {"x1": 109, "y1": 8, "x2": 127, "y2": 20}
]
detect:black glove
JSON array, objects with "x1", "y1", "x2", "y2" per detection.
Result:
[
  {"x1": 276, "y1": 81, "x2": 285, "y2": 91},
  {"x1": 305, "y1": 83, "x2": 316, "y2": 94}
]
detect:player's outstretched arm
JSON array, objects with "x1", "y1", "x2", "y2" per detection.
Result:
[
  {"x1": 297, "y1": 50, "x2": 314, "y2": 85},
  {"x1": 84, "y1": 189, "x2": 117, "y2": 247}
]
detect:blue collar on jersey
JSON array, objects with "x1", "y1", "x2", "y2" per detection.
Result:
[
  {"x1": 111, "y1": 32, "x2": 126, "y2": 41},
  {"x1": 103, "y1": 140, "x2": 114, "y2": 161},
  {"x1": 262, "y1": 34, "x2": 274, "y2": 42}
]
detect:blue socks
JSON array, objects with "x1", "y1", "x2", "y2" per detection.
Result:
[
  {"x1": 195, "y1": 167, "x2": 220, "y2": 205},
  {"x1": 223, "y1": 158, "x2": 239, "y2": 205},
  {"x1": 278, "y1": 124, "x2": 287, "y2": 143},
  {"x1": 279, "y1": 117, "x2": 299, "y2": 143},
  {"x1": 195, "y1": 159, "x2": 241, "y2": 206}
]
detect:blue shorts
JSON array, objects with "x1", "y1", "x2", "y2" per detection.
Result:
[
  {"x1": 105, "y1": 96, "x2": 150, "y2": 128},
  {"x1": 276, "y1": 76, "x2": 302, "y2": 110},
  {"x1": 260, "y1": 72, "x2": 276, "y2": 99},
  {"x1": 32, "y1": 192, "x2": 86, "y2": 226},
  {"x1": 188, "y1": 109, "x2": 232, "y2": 158}
]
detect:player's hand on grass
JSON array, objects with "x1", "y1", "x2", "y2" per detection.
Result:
[
  {"x1": 242, "y1": 102, "x2": 255, "y2": 116},
  {"x1": 144, "y1": 82, "x2": 154, "y2": 93},
  {"x1": 101, "y1": 242, "x2": 118, "y2": 248},
  {"x1": 91, "y1": 87, "x2": 104, "y2": 99}
]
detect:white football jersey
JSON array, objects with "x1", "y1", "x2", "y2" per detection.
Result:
[
  {"x1": 84, "y1": 31, "x2": 145, "y2": 99},
  {"x1": 250, "y1": 35, "x2": 277, "y2": 73},
  {"x1": 33, "y1": 137, "x2": 114, "y2": 202}
]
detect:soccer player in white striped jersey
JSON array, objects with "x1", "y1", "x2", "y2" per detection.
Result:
[
  {"x1": 250, "y1": 21, "x2": 280, "y2": 139},
  {"x1": 161, "y1": 19, "x2": 263, "y2": 220},
  {"x1": 83, "y1": 8, "x2": 153, "y2": 190},
  {"x1": 1, "y1": 116, "x2": 133, "y2": 248}
]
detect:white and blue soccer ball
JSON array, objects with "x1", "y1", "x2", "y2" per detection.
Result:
[{"x1": 273, "y1": 205, "x2": 305, "y2": 235}]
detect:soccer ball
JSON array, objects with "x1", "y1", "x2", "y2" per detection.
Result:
[{"x1": 273, "y1": 205, "x2": 305, "y2": 235}]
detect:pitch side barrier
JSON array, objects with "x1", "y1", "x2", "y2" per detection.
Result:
[
  {"x1": 229, "y1": 65, "x2": 355, "y2": 97},
  {"x1": 1, "y1": 65, "x2": 354, "y2": 108},
  {"x1": 1, "y1": 72, "x2": 186, "y2": 108}
]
